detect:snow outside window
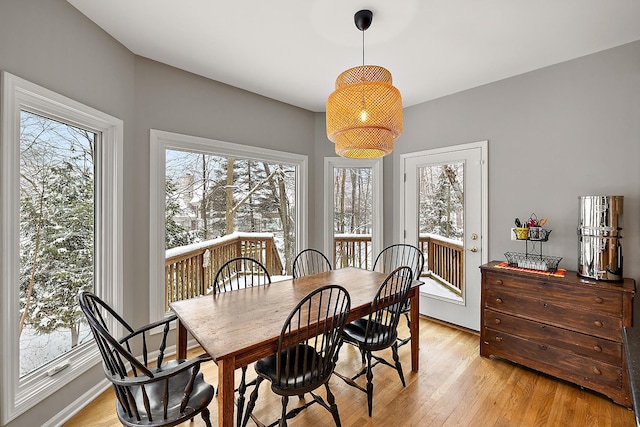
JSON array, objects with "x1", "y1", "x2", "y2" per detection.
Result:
[{"x1": 1, "y1": 72, "x2": 123, "y2": 424}]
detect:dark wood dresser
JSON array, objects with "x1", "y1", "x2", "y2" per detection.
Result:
[{"x1": 480, "y1": 261, "x2": 635, "y2": 406}]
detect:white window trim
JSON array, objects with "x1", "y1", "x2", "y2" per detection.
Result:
[
  {"x1": 323, "y1": 157, "x2": 383, "y2": 265},
  {"x1": 149, "y1": 129, "x2": 308, "y2": 323},
  {"x1": 1, "y1": 72, "x2": 123, "y2": 424}
]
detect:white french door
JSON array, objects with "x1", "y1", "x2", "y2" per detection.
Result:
[{"x1": 401, "y1": 141, "x2": 487, "y2": 331}]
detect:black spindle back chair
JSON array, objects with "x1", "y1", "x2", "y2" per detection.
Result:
[
  {"x1": 78, "y1": 291, "x2": 214, "y2": 427},
  {"x1": 292, "y1": 248, "x2": 332, "y2": 278},
  {"x1": 336, "y1": 266, "x2": 414, "y2": 417},
  {"x1": 213, "y1": 256, "x2": 271, "y2": 294},
  {"x1": 373, "y1": 244, "x2": 424, "y2": 346},
  {"x1": 242, "y1": 284, "x2": 351, "y2": 427}
]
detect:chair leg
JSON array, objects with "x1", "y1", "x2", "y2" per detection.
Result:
[
  {"x1": 237, "y1": 366, "x2": 249, "y2": 427},
  {"x1": 201, "y1": 407, "x2": 212, "y2": 427},
  {"x1": 242, "y1": 376, "x2": 263, "y2": 427},
  {"x1": 365, "y1": 350, "x2": 374, "y2": 417},
  {"x1": 397, "y1": 312, "x2": 412, "y2": 347},
  {"x1": 324, "y1": 382, "x2": 342, "y2": 427},
  {"x1": 279, "y1": 395, "x2": 289, "y2": 427},
  {"x1": 391, "y1": 342, "x2": 406, "y2": 387}
]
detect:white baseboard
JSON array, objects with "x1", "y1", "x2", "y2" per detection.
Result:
[{"x1": 43, "y1": 379, "x2": 110, "y2": 427}]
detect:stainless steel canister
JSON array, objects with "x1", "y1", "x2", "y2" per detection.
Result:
[{"x1": 577, "y1": 196, "x2": 623, "y2": 281}]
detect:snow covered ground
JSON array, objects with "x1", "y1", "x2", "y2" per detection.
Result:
[{"x1": 19, "y1": 324, "x2": 92, "y2": 377}]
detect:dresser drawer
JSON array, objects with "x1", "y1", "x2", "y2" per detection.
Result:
[
  {"x1": 483, "y1": 309, "x2": 622, "y2": 365},
  {"x1": 484, "y1": 287, "x2": 623, "y2": 340},
  {"x1": 483, "y1": 271, "x2": 623, "y2": 316},
  {"x1": 482, "y1": 328, "x2": 623, "y2": 392}
]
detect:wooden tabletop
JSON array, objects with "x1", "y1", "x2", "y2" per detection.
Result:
[{"x1": 170, "y1": 267, "x2": 422, "y2": 368}]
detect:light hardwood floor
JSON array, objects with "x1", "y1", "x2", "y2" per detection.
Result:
[{"x1": 64, "y1": 317, "x2": 635, "y2": 426}]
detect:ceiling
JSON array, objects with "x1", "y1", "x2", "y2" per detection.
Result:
[{"x1": 67, "y1": 0, "x2": 640, "y2": 113}]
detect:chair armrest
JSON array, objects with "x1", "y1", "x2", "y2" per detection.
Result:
[{"x1": 119, "y1": 314, "x2": 177, "y2": 344}]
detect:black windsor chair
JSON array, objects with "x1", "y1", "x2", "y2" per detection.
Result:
[
  {"x1": 292, "y1": 248, "x2": 332, "y2": 278},
  {"x1": 335, "y1": 266, "x2": 414, "y2": 417},
  {"x1": 373, "y1": 243, "x2": 424, "y2": 346},
  {"x1": 78, "y1": 291, "x2": 214, "y2": 427},
  {"x1": 241, "y1": 285, "x2": 351, "y2": 427}
]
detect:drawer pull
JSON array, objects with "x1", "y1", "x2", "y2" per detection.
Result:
[
  {"x1": 593, "y1": 345, "x2": 602, "y2": 353},
  {"x1": 594, "y1": 320, "x2": 603, "y2": 328},
  {"x1": 594, "y1": 297, "x2": 604, "y2": 304},
  {"x1": 495, "y1": 279, "x2": 503, "y2": 285},
  {"x1": 495, "y1": 298, "x2": 503, "y2": 304},
  {"x1": 543, "y1": 303, "x2": 548, "y2": 308},
  {"x1": 495, "y1": 336, "x2": 503, "y2": 343},
  {"x1": 494, "y1": 318, "x2": 501, "y2": 324},
  {"x1": 538, "y1": 344, "x2": 548, "y2": 351},
  {"x1": 592, "y1": 367, "x2": 602, "y2": 375}
]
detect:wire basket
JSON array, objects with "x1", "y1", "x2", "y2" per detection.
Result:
[{"x1": 504, "y1": 252, "x2": 562, "y2": 272}]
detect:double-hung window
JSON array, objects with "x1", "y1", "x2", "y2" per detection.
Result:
[{"x1": 1, "y1": 72, "x2": 123, "y2": 423}]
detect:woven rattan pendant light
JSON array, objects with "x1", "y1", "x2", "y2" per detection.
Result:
[{"x1": 326, "y1": 9, "x2": 402, "y2": 159}]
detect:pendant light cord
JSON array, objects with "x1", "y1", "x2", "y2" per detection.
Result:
[{"x1": 362, "y1": 29, "x2": 365, "y2": 66}]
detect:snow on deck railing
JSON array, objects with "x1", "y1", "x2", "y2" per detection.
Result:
[
  {"x1": 164, "y1": 232, "x2": 283, "y2": 310},
  {"x1": 166, "y1": 231, "x2": 276, "y2": 259}
]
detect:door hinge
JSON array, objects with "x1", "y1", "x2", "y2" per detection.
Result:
[{"x1": 403, "y1": 173, "x2": 406, "y2": 183}]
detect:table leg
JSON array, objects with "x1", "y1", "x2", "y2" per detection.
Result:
[
  {"x1": 217, "y1": 358, "x2": 236, "y2": 427},
  {"x1": 409, "y1": 288, "x2": 420, "y2": 372},
  {"x1": 177, "y1": 320, "x2": 187, "y2": 360}
]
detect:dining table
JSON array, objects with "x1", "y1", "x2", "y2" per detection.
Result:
[{"x1": 170, "y1": 266, "x2": 424, "y2": 427}]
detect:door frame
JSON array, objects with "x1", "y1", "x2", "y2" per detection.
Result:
[{"x1": 399, "y1": 140, "x2": 488, "y2": 329}]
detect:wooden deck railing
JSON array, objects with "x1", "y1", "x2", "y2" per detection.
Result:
[
  {"x1": 334, "y1": 234, "x2": 372, "y2": 270},
  {"x1": 419, "y1": 233, "x2": 464, "y2": 296},
  {"x1": 164, "y1": 232, "x2": 284, "y2": 310},
  {"x1": 332, "y1": 233, "x2": 464, "y2": 296},
  {"x1": 166, "y1": 232, "x2": 464, "y2": 311}
]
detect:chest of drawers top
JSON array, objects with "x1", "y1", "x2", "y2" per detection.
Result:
[{"x1": 481, "y1": 261, "x2": 635, "y2": 305}]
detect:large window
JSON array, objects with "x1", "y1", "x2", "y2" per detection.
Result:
[
  {"x1": 149, "y1": 130, "x2": 307, "y2": 322},
  {"x1": 324, "y1": 157, "x2": 382, "y2": 270},
  {"x1": 1, "y1": 73, "x2": 122, "y2": 423}
]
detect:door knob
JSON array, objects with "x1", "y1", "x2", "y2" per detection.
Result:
[
  {"x1": 469, "y1": 246, "x2": 478, "y2": 252},
  {"x1": 470, "y1": 233, "x2": 478, "y2": 240}
]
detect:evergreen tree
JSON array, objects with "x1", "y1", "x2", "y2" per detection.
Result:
[
  {"x1": 20, "y1": 161, "x2": 94, "y2": 348},
  {"x1": 420, "y1": 165, "x2": 463, "y2": 240},
  {"x1": 165, "y1": 179, "x2": 195, "y2": 249}
]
